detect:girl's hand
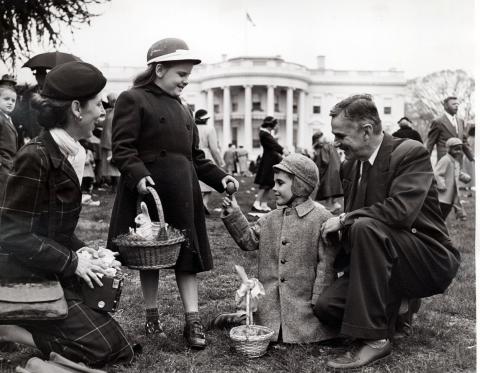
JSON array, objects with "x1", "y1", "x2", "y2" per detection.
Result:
[
  {"x1": 221, "y1": 175, "x2": 239, "y2": 193},
  {"x1": 222, "y1": 195, "x2": 239, "y2": 215},
  {"x1": 75, "y1": 255, "x2": 107, "y2": 289},
  {"x1": 136, "y1": 176, "x2": 155, "y2": 195}
]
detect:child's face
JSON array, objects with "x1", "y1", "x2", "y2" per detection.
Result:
[
  {"x1": 155, "y1": 62, "x2": 194, "y2": 97},
  {"x1": 0, "y1": 89, "x2": 16, "y2": 114},
  {"x1": 273, "y1": 170, "x2": 294, "y2": 206},
  {"x1": 448, "y1": 145, "x2": 463, "y2": 158}
]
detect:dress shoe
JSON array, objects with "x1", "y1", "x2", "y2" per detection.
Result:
[
  {"x1": 327, "y1": 340, "x2": 392, "y2": 370},
  {"x1": 145, "y1": 319, "x2": 166, "y2": 338},
  {"x1": 184, "y1": 319, "x2": 207, "y2": 349}
]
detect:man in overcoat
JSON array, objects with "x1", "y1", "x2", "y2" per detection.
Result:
[
  {"x1": 426, "y1": 96, "x2": 474, "y2": 164},
  {"x1": 315, "y1": 94, "x2": 460, "y2": 370}
]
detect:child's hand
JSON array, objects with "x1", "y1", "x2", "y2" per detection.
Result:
[{"x1": 222, "y1": 195, "x2": 239, "y2": 215}]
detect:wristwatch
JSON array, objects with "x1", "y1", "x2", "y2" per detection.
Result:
[{"x1": 338, "y1": 213, "x2": 347, "y2": 228}]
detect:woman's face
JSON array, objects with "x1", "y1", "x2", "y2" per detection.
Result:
[
  {"x1": 155, "y1": 62, "x2": 194, "y2": 97},
  {"x1": 69, "y1": 93, "x2": 105, "y2": 140}
]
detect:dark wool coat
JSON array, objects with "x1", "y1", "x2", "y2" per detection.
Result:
[
  {"x1": 0, "y1": 113, "x2": 18, "y2": 179},
  {"x1": 106, "y1": 84, "x2": 227, "y2": 272},
  {"x1": 0, "y1": 130, "x2": 134, "y2": 366},
  {"x1": 313, "y1": 142, "x2": 343, "y2": 201},
  {"x1": 254, "y1": 129, "x2": 283, "y2": 188}
]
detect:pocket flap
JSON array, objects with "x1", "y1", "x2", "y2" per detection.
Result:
[{"x1": 0, "y1": 281, "x2": 64, "y2": 303}]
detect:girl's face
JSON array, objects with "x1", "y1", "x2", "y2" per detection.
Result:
[
  {"x1": 69, "y1": 93, "x2": 105, "y2": 140},
  {"x1": 155, "y1": 62, "x2": 194, "y2": 97},
  {"x1": 0, "y1": 89, "x2": 17, "y2": 114},
  {"x1": 273, "y1": 170, "x2": 294, "y2": 206}
]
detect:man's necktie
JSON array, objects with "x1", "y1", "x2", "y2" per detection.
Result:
[{"x1": 351, "y1": 161, "x2": 371, "y2": 210}]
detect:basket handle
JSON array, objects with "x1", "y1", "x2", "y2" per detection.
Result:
[
  {"x1": 145, "y1": 186, "x2": 166, "y2": 227},
  {"x1": 246, "y1": 290, "x2": 253, "y2": 326}
]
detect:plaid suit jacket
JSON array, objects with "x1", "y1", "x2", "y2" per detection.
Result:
[{"x1": 0, "y1": 130, "x2": 82, "y2": 280}]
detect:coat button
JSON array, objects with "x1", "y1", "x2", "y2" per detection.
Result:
[
  {"x1": 411, "y1": 228, "x2": 417, "y2": 234},
  {"x1": 160, "y1": 149, "x2": 166, "y2": 157},
  {"x1": 280, "y1": 259, "x2": 286, "y2": 264},
  {"x1": 280, "y1": 278, "x2": 285, "y2": 283},
  {"x1": 186, "y1": 124, "x2": 192, "y2": 130},
  {"x1": 281, "y1": 238, "x2": 288, "y2": 245}
]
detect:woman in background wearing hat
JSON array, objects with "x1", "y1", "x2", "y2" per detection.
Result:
[
  {"x1": 0, "y1": 62, "x2": 134, "y2": 366},
  {"x1": 106, "y1": 38, "x2": 238, "y2": 349},
  {"x1": 252, "y1": 116, "x2": 289, "y2": 212},
  {"x1": 195, "y1": 109, "x2": 224, "y2": 214}
]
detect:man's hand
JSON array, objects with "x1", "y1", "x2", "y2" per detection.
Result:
[
  {"x1": 321, "y1": 216, "x2": 342, "y2": 242},
  {"x1": 75, "y1": 255, "x2": 107, "y2": 289},
  {"x1": 136, "y1": 176, "x2": 155, "y2": 195},
  {"x1": 222, "y1": 175, "x2": 239, "y2": 192}
]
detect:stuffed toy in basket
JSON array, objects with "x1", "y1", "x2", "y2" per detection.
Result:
[
  {"x1": 229, "y1": 265, "x2": 274, "y2": 358},
  {"x1": 113, "y1": 187, "x2": 185, "y2": 270}
]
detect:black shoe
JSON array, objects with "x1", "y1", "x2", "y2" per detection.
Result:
[
  {"x1": 183, "y1": 320, "x2": 207, "y2": 349},
  {"x1": 145, "y1": 319, "x2": 166, "y2": 338}
]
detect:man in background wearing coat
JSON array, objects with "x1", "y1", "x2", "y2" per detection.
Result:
[
  {"x1": 315, "y1": 94, "x2": 460, "y2": 370},
  {"x1": 426, "y1": 96, "x2": 474, "y2": 164}
]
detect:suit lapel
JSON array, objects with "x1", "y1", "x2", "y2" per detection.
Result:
[{"x1": 440, "y1": 114, "x2": 458, "y2": 137}]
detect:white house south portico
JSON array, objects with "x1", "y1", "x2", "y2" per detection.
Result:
[{"x1": 102, "y1": 55, "x2": 406, "y2": 157}]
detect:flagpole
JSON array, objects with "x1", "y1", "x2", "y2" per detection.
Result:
[{"x1": 244, "y1": 10, "x2": 248, "y2": 56}]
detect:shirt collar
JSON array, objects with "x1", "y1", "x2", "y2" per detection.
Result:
[
  {"x1": 278, "y1": 198, "x2": 316, "y2": 218},
  {"x1": 366, "y1": 133, "x2": 384, "y2": 166},
  {"x1": 445, "y1": 112, "x2": 456, "y2": 123}
]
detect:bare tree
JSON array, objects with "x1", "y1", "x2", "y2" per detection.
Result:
[
  {"x1": 0, "y1": 0, "x2": 108, "y2": 66},
  {"x1": 405, "y1": 70, "x2": 475, "y2": 140}
]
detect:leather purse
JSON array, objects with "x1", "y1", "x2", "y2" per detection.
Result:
[{"x1": 0, "y1": 280, "x2": 68, "y2": 321}]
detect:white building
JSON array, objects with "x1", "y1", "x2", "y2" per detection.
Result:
[{"x1": 102, "y1": 55, "x2": 406, "y2": 157}]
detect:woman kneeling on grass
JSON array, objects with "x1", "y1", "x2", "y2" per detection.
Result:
[
  {"x1": 220, "y1": 154, "x2": 338, "y2": 343},
  {"x1": 0, "y1": 62, "x2": 134, "y2": 366},
  {"x1": 106, "y1": 38, "x2": 238, "y2": 349}
]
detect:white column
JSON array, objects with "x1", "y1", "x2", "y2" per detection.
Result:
[
  {"x1": 201, "y1": 90, "x2": 208, "y2": 111},
  {"x1": 222, "y1": 86, "x2": 231, "y2": 149},
  {"x1": 297, "y1": 90, "x2": 307, "y2": 149},
  {"x1": 267, "y1": 85, "x2": 275, "y2": 116},
  {"x1": 244, "y1": 85, "x2": 253, "y2": 153},
  {"x1": 207, "y1": 89, "x2": 214, "y2": 125},
  {"x1": 286, "y1": 87, "x2": 294, "y2": 150}
]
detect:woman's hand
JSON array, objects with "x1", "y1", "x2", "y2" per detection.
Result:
[
  {"x1": 221, "y1": 175, "x2": 239, "y2": 193},
  {"x1": 136, "y1": 176, "x2": 155, "y2": 195},
  {"x1": 75, "y1": 255, "x2": 108, "y2": 289}
]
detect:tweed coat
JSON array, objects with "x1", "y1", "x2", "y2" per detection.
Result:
[
  {"x1": 254, "y1": 129, "x2": 283, "y2": 188},
  {"x1": 434, "y1": 153, "x2": 461, "y2": 205},
  {"x1": 0, "y1": 112, "x2": 18, "y2": 179},
  {"x1": 222, "y1": 199, "x2": 337, "y2": 343},
  {"x1": 0, "y1": 130, "x2": 134, "y2": 365},
  {"x1": 106, "y1": 83, "x2": 227, "y2": 272},
  {"x1": 341, "y1": 134, "x2": 460, "y2": 294},
  {"x1": 426, "y1": 113, "x2": 473, "y2": 162}
]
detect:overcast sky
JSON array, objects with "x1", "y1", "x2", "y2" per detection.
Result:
[{"x1": 4, "y1": 0, "x2": 476, "y2": 83}]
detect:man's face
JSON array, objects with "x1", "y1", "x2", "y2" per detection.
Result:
[
  {"x1": 331, "y1": 113, "x2": 369, "y2": 160},
  {"x1": 444, "y1": 99, "x2": 459, "y2": 115}
]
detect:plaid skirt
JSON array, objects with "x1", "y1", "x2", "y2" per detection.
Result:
[{"x1": 21, "y1": 288, "x2": 134, "y2": 367}]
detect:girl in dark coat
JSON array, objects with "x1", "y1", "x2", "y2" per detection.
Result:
[
  {"x1": 106, "y1": 38, "x2": 238, "y2": 349},
  {"x1": 252, "y1": 116, "x2": 287, "y2": 212},
  {"x1": 312, "y1": 131, "x2": 343, "y2": 212},
  {"x1": 0, "y1": 62, "x2": 134, "y2": 367}
]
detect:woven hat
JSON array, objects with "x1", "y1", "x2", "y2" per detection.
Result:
[
  {"x1": 147, "y1": 38, "x2": 201, "y2": 65},
  {"x1": 445, "y1": 137, "x2": 463, "y2": 148},
  {"x1": 42, "y1": 61, "x2": 106, "y2": 100},
  {"x1": 273, "y1": 154, "x2": 318, "y2": 196}
]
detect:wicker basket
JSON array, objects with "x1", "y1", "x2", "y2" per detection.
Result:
[
  {"x1": 229, "y1": 289, "x2": 274, "y2": 358},
  {"x1": 113, "y1": 187, "x2": 185, "y2": 270}
]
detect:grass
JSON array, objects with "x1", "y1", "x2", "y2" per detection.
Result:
[{"x1": 1, "y1": 176, "x2": 476, "y2": 372}]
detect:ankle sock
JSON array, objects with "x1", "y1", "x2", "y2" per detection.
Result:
[{"x1": 185, "y1": 311, "x2": 200, "y2": 323}]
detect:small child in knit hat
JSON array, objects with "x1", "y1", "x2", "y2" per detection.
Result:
[{"x1": 218, "y1": 153, "x2": 339, "y2": 344}]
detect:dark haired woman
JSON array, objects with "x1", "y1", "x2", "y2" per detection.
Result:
[
  {"x1": 252, "y1": 116, "x2": 288, "y2": 212},
  {"x1": 0, "y1": 61, "x2": 134, "y2": 367},
  {"x1": 106, "y1": 38, "x2": 238, "y2": 349}
]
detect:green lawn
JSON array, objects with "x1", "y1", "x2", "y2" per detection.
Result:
[{"x1": 2, "y1": 176, "x2": 476, "y2": 372}]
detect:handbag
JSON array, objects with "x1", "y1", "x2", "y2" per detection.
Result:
[{"x1": 0, "y1": 167, "x2": 68, "y2": 322}]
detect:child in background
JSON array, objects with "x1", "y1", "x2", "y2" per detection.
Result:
[
  {"x1": 434, "y1": 137, "x2": 471, "y2": 220},
  {"x1": 221, "y1": 154, "x2": 338, "y2": 344},
  {"x1": 0, "y1": 85, "x2": 18, "y2": 179}
]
